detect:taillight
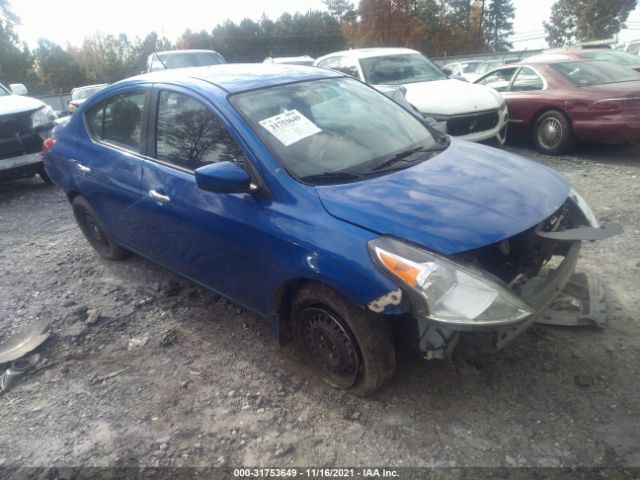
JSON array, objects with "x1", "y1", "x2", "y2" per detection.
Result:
[{"x1": 43, "y1": 137, "x2": 55, "y2": 152}]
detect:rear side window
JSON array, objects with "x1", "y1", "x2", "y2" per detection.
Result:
[
  {"x1": 155, "y1": 90, "x2": 245, "y2": 171},
  {"x1": 85, "y1": 90, "x2": 146, "y2": 153}
]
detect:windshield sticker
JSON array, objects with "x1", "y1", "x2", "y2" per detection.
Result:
[{"x1": 259, "y1": 110, "x2": 321, "y2": 146}]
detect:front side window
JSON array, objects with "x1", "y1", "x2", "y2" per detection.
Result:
[
  {"x1": 85, "y1": 90, "x2": 146, "y2": 153},
  {"x1": 476, "y1": 67, "x2": 518, "y2": 92},
  {"x1": 231, "y1": 77, "x2": 441, "y2": 183},
  {"x1": 510, "y1": 67, "x2": 545, "y2": 91},
  {"x1": 359, "y1": 54, "x2": 447, "y2": 85},
  {"x1": 155, "y1": 90, "x2": 245, "y2": 171}
]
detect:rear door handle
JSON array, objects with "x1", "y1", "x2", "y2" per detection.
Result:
[
  {"x1": 74, "y1": 162, "x2": 91, "y2": 174},
  {"x1": 149, "y1": 189, "x2": 171, "y2": 203}
]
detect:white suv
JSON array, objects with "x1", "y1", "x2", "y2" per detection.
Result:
[{"x1": 315, "y1": 48, "x2": 508, "y2": 144}]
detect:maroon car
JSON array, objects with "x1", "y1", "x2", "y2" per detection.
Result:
[
  {"x1": 475, "y1": 59, "x2": 640, "y2": 155},
  {"x1": 525, "y1": 50, "x2": 640, "y2": 73}
]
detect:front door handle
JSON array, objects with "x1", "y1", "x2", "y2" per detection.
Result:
[{"x1": 149, "y1": 189, "x2": 171, "y2": 203}]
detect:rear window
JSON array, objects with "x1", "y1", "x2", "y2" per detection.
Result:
[
  {"x1": 159, "y1": 52, "x2": 225, "y2": 69},
  {"x1": 551, "y1": 60, "x2": 640, "y2": 86},
  {"x1": 579, "y1": 50, "x2": 640, "y2": 65}
]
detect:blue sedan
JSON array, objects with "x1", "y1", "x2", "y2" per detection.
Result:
[{"x1": 43, "y1": 64, "x2": 619, "y2": 395}]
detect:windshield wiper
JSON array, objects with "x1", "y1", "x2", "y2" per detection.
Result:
[
  {"x1": 300, "y1": 171, "x2": 368, "y2": 185},
  {"x1": 371, "y1": 145, "x2": 443, "y2": 172}
]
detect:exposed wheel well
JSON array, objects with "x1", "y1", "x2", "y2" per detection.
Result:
[
  {"x1": 274, "y1": 278, "x2": 362, "y2": 343},
  {"x1": 66, "y1": 191, "x2": 80, "y2": 203}
]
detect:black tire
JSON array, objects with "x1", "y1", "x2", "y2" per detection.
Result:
[
  {"x1": 71, "y1": 195, "x2": 129, "y2": 260},
  {"x1": 39, "y1": 167, "x2": 53, "y2": 184},
  {"x1": 532, "y1": 110, "x2": 577, "y2": 155},
  {"x1": 292, "y1": 283, "x2": 396, "y2": 396}
]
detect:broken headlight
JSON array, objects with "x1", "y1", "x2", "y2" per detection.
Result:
[
  {"x1": 368, "y1": 237, "x2": 533, "y2": 327},
  {"x1": 569, "y1": 188, "x2": 599, "y2": 228},
  {"x1": 31, "y1": 105, "x2": 57, "y2": 129}
]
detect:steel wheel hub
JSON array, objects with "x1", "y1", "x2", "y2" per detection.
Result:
[{"x1": 302, "y1": 307, "x2": 358, "y2": 381}]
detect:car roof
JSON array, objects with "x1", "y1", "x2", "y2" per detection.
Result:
[
  {"x1": 132, "y1": 63, "x2": 342, "y2": 94},
  {"x1": 319, "y1": 47, "x2": 421, "y2": 61}
]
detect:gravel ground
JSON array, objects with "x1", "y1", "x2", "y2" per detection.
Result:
[{"x1": 0, "y1": 140, "x2": 639, "y2": 470}]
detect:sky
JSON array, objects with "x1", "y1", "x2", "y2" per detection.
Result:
[{"x1": 11, "y1": 0, "x2": 640, "y2": 52}]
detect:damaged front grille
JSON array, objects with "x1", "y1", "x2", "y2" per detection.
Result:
[
  {"x1": 455, "y1": 200, "x2": 580, "y2": 290},
  {"x1": 0, "y1": 111, "x2": 42, "y2": 160}
]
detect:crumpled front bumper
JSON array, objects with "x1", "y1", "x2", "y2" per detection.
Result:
[
  {"x1": 412, "y1": 240, "x2": 581, "y2": 359},
  {"x1": 0, "y1": 152, "x2": 44, "y2": 182},
  {"x1": 495, "y1": 240, "x2": 581, "y2": 349}
]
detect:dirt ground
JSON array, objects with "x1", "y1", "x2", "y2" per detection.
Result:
[{"x1": 0, "y1": 140, "x2": 639, "y2": 471}]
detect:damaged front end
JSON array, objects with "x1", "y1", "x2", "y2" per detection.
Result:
[{"x1": 367, "y1": 190, "x2": 622, "y2": 360}]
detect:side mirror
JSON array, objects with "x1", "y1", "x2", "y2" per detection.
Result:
[
  {"x1": 441, "y1": 67, "x2": 454, "y2": 76},
  {"x1": 195, "y1": 161, "x2": 252, "y2": 194},
  {"x1": 9, "y1": 83, "x2": 28, "y2": 95}
]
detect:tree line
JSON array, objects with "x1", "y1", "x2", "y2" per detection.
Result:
[
  {"x1": 2, "y1": 0, "x2": 638, "y2": 95},
  {"x1": 0, "y1": 0, "x2": 518, "y2": 93}
]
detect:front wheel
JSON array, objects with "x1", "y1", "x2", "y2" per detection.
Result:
[
  {"x1": 532, "y1": 110, "x2": 577, "y2": 155},
  {"x1": 292, "y1": 283, "x2": 396, "y2": 396},
  {"x1": 72, "y1": 195, "x2": 129, "y2": 260}
]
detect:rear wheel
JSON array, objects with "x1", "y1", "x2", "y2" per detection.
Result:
[
  {"x1": 532, "y1": 110, "x2": 577, "y2": 155},
  {"x1": 72, "y1": 196, "x2": 129, "y2": 260},
  {"x1": 292, "y1": 283, "x2": 396, "y2": 396}
]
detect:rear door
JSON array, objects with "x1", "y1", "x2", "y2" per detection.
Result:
[
  {"x1": 76, "y1": 88, "x2": 150, "y2": 249},
  {"x1": 135, "y1": 86, "x2": 270, "y2": 311}
]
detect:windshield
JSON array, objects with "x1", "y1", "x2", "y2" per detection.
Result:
[
  {"x1": 231, "y1": 78, "x2": 441, "y2": 184},
  {"x1": 578, "y1": 50, "x2": 640, "y2": 65},
  {"x1": 72, "y1": 85, "x2": 105, "y2": 101},
  {"x1": 551, "y1": 60, "x2": 640, "y2": 86},
  {"x1": 159, "y1": 51, "x2": 225, "y2": 69},
  {"x1": 0, "y1": 84, "x2": 9, "y2": 96},
  {"x1": 359, "y1": 54, "x2": 447, "y2": 85}
]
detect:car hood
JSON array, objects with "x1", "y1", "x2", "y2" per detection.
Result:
[
  {"x1": 377, "y1": 79, "x2": 500, "y2": 116},
  {"x1": 315, "y1": 140, "x2": 570, "y2": 255},
  {"x1": 0, "y1": 94, "x2": 45, "y2": 116}
]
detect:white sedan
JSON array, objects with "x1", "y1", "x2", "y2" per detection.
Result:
[{"x1": 315, "y1": 48, "x2": 508, "y2": 144}]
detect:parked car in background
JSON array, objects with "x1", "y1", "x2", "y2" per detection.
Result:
[
  {"x1": 618, "y1": 40, "x2": 640, "y2": 56},
  {"x1": 525, "y1": 49, "x2": 640, "y2": 73},
  {"x1": 43, "y1": 64, "x2": 619, "y2": 394},
  {"x1": 0, "y1": 82, "x2": 57, "y2": 183},
  {"x1": 442, "y1": 60, "x2": 504, "y2": 82},
  {"x1": 315, "y1": 48, "x2": 508, "y2": 144},
  {"x1": 263, "y1": 56, "x2": 315, "y2": 66},
  {"x1": 146, "y1": 49, "x2": 226, "y2": 72},
  {"x1": 475, "y1": 59, "x2": 640, "y2": 154},
  {"x1": 68, "y1": 84, "x2": 108, "y2": 113}
]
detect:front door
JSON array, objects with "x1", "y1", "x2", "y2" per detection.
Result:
[{"x1": 136, "y1": 87, "x2": 270, "y2": 312}]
